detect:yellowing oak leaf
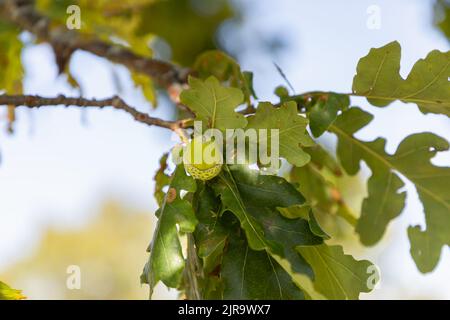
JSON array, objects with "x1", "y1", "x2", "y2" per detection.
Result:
[{"x1": 0, "y1": 281, "x2": 25, "y2": 300}]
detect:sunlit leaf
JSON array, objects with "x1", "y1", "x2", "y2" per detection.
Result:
[
  {"x1": 330, "y1": 107, "x2": 450, "y2": 272},
  {"x1": 180, "y1": 76, "x2": 247, "y2": 130},
  {"x1": 246, "y1": 101, "x2": 314, "y2": 167},
  {"x1": 142, "y1": 165, "x2": 197, "y2": 297},
  {"x1": 353, "y1": 41, "x2": 450, "y2": 116},
  {"x1": 0, "y1": 281, "x2": 25, "y2": 300},
  {"x1": 297, "y1": 244, "x2": 374, "y2": 300}
]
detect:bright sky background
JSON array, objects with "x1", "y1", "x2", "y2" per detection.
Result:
[{"x1": 0, "y1": 0, "x2": 449, "y2": 299}]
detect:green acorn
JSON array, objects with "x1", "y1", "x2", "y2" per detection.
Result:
[{"x1": 183, "y1": 136, "x2": 222, "y2": 181}]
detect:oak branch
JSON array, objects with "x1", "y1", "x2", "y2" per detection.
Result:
[{"x1": 0, "y1": 94, "x2": 191, "y2": 132}]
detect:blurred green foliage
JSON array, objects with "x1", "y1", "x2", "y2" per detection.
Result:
[
  {"x1": 434, "y1": 0, "x2": 450, "y2": 41},
  {"x1": 37, "y1": 0, "x2": 234, "y2": 65},
  {"x1": 137, "y1": 0, "x2": 233, "y2": 65},
  {"x1": 32, "y1": 0, "x2": 235, "y2": 108}
]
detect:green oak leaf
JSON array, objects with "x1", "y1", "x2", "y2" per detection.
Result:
[
  {"x1": 213, "y1": 167, "x2": 266, "y2": 251},
  {"x1": 297, "y1": 244, "x2": 374, "y2": 300},
  {"x1": 290, "y1": 151, "x2": 337, "y2": 212},
  {"x1": 303, "y1": 145, "x2": 342, "y2": 175},
  {"x1": 277, "y1": 204, "x2": 310, "y2": 220},
  {"x1": 289, "y1": 146, "x2": 357, "y2": 226},
  {"x1": 246, "y1": 101, "x2": 314, "y2": 167},
  {"x1": 308, "y1": 211, "x2": 331, "y2": 240},
  {"x1": 211, "y1": 165, "x2": 323, "y2": 297},
  {"x1": 0, "y1": 281, "x2": 25, "y2": 300},
  {"x1": 222, "y1": 235, "x2": 304, "y2": 300},
  {"x1": 193, "y1": 184, "x2": 229, "y2": 274},
  {"x1": 353, "y1": 41, "x2": 450, "y2": 116},
  {"x1": 309, "y1": 93, "x2": 350, "y2": 137},
  {"x1": 141, "y1": 164, "x2": 197, "y2": 297},
  {"x1": 277, "y1": 206, "x2": 331, "y2": 240},
  {"x1": 330, "y1": 107, "x2": 450, "y2": 272},
  {"x1": 153, "y1": 153, "x2": 170, "y2": 206},
  {"x1": 201, "y1": 276, "x2": 225, "y2": 300},
  {"x1": 242, "y1": 71, "x2": 258, "y2": 100},
  {"x1": 180, "y1": 76, "x2": 247, "y2": 130}
]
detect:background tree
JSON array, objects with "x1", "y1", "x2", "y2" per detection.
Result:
[{"x1": 0, "y1": 0, "x2": 449, "y2": 300}]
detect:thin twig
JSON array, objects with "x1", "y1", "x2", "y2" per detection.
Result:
[{"x1": 0, "y1": 94, "x2": 192, "y2": 132}]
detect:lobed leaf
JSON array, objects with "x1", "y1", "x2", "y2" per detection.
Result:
[
  {"x1": 222, "y1": 235, "x2": 304, "y2": 300},
  {"x1": 297, "y1": 244, "x2": 374, "y2": 300},
  {"x1": 246, "y1": 101, "x2": 314, "y2": 167},
  {"x1": 330, "y1": 107, "x2": 450, "y2": 272},
  {"x1": 353, "y1": 41, "x2": 450, "y2": 116},
  {"x1": 142, "y1": 165, "x2": 197, "y2": 297},
  {"x1": 193, "y1": 184, "x2": 229, "y2": 274},
  {"x1": 180, "y1": 76, "x2": 247, "y2": 130},
  {"x1": 434, "y1": 0, "x2": 450, "y2": 42},
  {"x1": 289, "y1": 145, "x2": 358, "y2": 226},
  {"x1": 309, "y1": 93, "x2": 350, "y2": 137},
  {"x1": 211, "y1": 165, "x2": 324, "y2": 297},
  {"x1": 153, "y1": 153, "x2": 170, "y2": 206}
]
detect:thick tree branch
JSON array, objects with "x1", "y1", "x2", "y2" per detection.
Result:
[
  {"x1": 0, "y1": 94, "x2": 192, "y2": 132},
  {"x1": 1, "y1": 0, "x2": 190, "y2": 91}
]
